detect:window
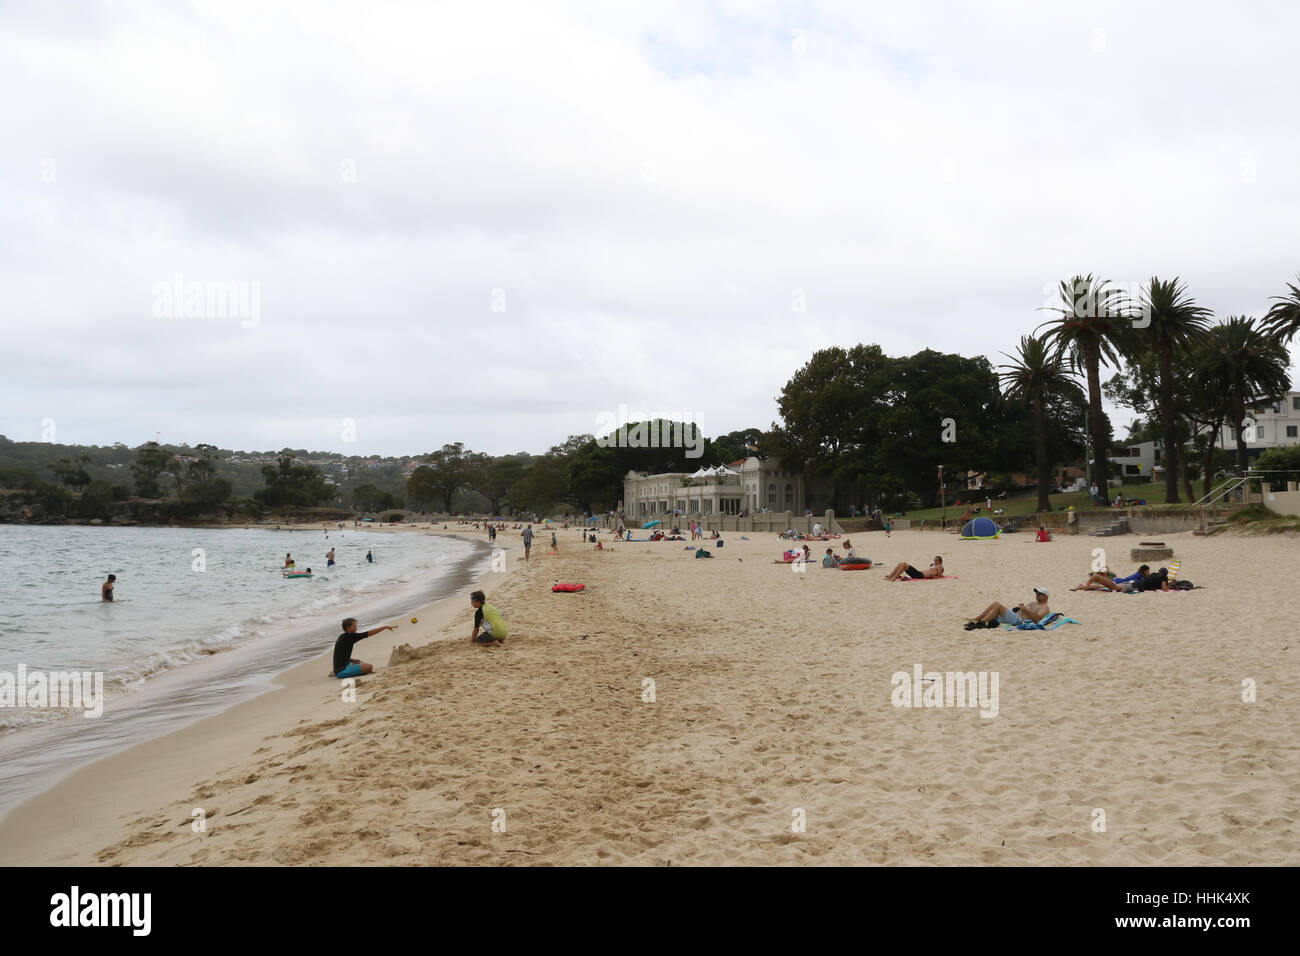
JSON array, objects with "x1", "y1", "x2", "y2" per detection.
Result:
[
  {"x1": 1288, "y1": 426, "x2": 1298, "y2": 438},
  {"x1": 1293, "y1": 396, "x2": 1300, "y2": 411},
  {"x1": 1128, "y1": 447, "x2": 1141, "y2": 457},
  {"x1": 767, "y1": 482, "x2": 777, "y2": 506},
  {"x1": 785, "y1": 483, "x2": 794, "y2": 509},
  {"x1": 1125, "y1": 464, "x2": 1140, "y2": 475}
]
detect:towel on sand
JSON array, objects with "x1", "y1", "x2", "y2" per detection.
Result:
[{"x1": 1002, "y1": 613, "x2": 1080, "y2": 631}]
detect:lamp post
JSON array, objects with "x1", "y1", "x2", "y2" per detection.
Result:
[{"x1": 939, "y1": 465, "x2": 946, "y2": 530}]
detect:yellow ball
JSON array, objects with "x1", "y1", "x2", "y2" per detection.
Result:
[{"x1": 410, "y1": 616, "x2": 418, "y2": 624}]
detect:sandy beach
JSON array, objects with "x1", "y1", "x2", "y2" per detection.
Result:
[{"x1": 1, "y1": 525, "x2": 1296, "y2": 866}]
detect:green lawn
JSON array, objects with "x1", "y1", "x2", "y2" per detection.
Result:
[{"x1": 898, "y1": 481, "x2": 1174, "y2": 521}]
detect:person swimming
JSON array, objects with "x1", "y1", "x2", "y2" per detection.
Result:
[{"x1": 101, "y1": 574, "x2": 116, "y2": 602}]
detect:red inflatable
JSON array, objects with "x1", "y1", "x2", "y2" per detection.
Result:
[
  {"x1": 838, "y1": 560, "x2": 872, "y2": 571},
  {"x1": 551, "y1": 582, "x2": 586, "y2": 592}
]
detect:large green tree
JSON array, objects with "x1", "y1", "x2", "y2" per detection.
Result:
[
  {"x1": 131, "y1": 442, "x2": 172, "y2": 498},
  {"x1": 1264, "y1": 272, "x2": 1300, "y2": 343},
  {"x1": 1192, "y1": 317, "x2": 1291, "y2": 473},
  {"x1": 1038, "y1": 275, "x2": 1132, "y2": 491},
  {"x1": 1137, "y1": 277, "x2": 1213, "y2": 503},
  {"x1": 999, "y1": 335, "x2": 1085, "y2": 512}
]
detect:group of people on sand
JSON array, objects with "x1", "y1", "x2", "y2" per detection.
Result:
[{"x1": 330, "y1": 589, "x2": 509, "y2": 678}]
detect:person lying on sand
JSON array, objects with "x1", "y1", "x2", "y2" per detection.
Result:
[
  {"x1": 965, "y1": 589, "x2": 1049, "y2": 629},
  {"x1": 884, "y1": 556, "x2": 944, "y2": 580},
  {"x1": 332, "y1": 617, "x2": 398, "y2": 678},
  {"x1": 469, "y1": 589, "x2": 507, "y2": 646},
  {"x1": 1071, "y1": 564, "x2": 1154, "y2": 591}
]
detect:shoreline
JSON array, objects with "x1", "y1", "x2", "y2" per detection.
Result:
[{"x1": 0, "y1": 528, "x2": 498, "y2": 863}]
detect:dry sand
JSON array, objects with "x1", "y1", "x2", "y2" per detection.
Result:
[{"x1": 2, "y1": 526, "x2": 1296, "y2": 865}]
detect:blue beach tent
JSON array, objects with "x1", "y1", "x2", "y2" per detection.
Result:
[{"x1": 960, "y1": 516, "x2": 1000, "y2": 539}]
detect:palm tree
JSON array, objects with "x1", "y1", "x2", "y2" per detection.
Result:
[
  {"x1": 1037, "y1": 275, "x2": 1132, "y2": 496},
  {"x1": 1264, "y1": 273, "x2": 1300, "y2": 343},
  {"x1": 1191, "y1": 317, "x2": 1291, "y2": 476},
  {"x1": 1137, "y1": 277, "x2": 1212, "y2": 503},
  {"x1": 999, "y1": 335, "x2": 1085, "y2": 513}
]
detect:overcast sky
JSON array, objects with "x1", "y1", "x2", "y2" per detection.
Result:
[{"x1": 3, "y1": 0, "x2": 1298, "y2": 457}]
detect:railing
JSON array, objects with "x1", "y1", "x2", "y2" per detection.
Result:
[{"x1": 1192, "y1": 470, "x2": 1297, "y2": 508}]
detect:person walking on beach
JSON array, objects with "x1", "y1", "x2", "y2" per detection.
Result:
[
  {"x1": 550, "y1": 530, "x2": 558, "y2": 553},
  {"x1": 332, "y1": 617, "x2": 398, "y2": 678},
  {"x1": 469, "y1": 590, "x2": 507, "y2": 646},
  {"x1": 965, "y1": 588, "x2": 1049, "y2": 629},
  {"x1": 884, "y1": 556, "x2": 944, "y2": 580},
  {"x1": 522, "y1": 524, "x2": 533, "y2": 561},
  {"x1": 326, "y1": 547, "x2": 336, "y2": 567},
  {"x1": 366, "y1": 549, "x2": 374, "y2": 563},
  {"x1": 101, "y1": 574, "x2": 116, "y2": 602}
]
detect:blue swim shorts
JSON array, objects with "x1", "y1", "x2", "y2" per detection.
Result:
[{"x1": 335, "y1": 664, "x2": 364, "y2": 679}]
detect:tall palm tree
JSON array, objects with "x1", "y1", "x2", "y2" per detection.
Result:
[
  {"x1": 1263, "y1": 273, "x2": 1300, "y2": 343},
  {"x1": 1191, "y1": 317, "x2": 1291, "y2": 475},
  {"x1": 1138, "y1": 277, "x2": 1212, "y2": 503},
  {"x1": 999, "y1": 335, "x2": 1085, "y2": 513},
  {"x1": 1037, "y1": 275, "x2": 1132, "y2": 495}
]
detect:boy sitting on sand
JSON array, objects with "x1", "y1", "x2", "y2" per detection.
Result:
[
  {"x1": 884, "y1": 556, "x2": 944, "y2": 580},
  {"x1": 333, "y1": 617, "x2": 398, "y2": 678},
  {"x1": 469, "y1": 589, "x2": 508, "y2": 646}
]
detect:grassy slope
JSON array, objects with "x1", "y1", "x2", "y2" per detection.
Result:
[{"x1": 899, "y1": 481, "x2": 1176, "y2": 521}]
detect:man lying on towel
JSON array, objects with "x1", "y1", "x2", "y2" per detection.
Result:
[
  {"x1": 965, "y1": 588, "x2": 1050, "y2": 630},
  {"x1": 884, "y1": 556, "x2": 944, "y2": 581}
]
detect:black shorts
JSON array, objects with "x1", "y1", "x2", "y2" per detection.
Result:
[{"x1": 905, "y1": 566, "x2": 924, "y2": 579}]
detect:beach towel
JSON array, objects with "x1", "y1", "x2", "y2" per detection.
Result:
[{"x1": 1002, "y1": 613, "x2": 1080, "y2": 631}]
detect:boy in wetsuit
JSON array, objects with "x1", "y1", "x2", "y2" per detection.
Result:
[
  {"x1": 332, "y1": 617, "x2": 398, "y2": 678},
  {"x1": 469, "y1": 590, "x2": 507, "y2": 646}
]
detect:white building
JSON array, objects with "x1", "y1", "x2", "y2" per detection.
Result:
[
  {"x1": 622, "y1": 457, "x2": 805, "y2": 518},
  {"x1": 1109, "y1": 440, "x2": 1157, "y2": 481},
  {"x1": 1216, "y1": 391, "x2": 1300, "y2": 464}
]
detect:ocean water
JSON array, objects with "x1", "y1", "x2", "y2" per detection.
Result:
[{"x1": 0, "y1": 524, "x2": 490, "y2": 818}]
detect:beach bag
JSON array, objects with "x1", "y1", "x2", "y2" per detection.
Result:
[{"x1": 695, "y1": 549, "x2": 713, "y2": 558}]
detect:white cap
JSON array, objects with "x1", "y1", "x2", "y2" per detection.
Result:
[{"x1": 1035, "y1": 587, "x2": 1050, "y2": 597}]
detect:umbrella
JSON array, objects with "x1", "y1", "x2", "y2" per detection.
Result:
[{"x1": 642, "y1": 520, "x2": 661, "y2": 529}]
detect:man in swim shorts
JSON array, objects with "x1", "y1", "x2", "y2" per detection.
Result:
[
  {"x1": 326, "y1": 547, "x2": 335, "y2": 567},
  {"x1": 332, "y1": 617, "x2": 398, "y2": 678},
  {"x1": 965, "y1": 588, "x2": 1049, "y2": 629},
  {"x1": 884, "y1": 556, "x2": 944, "y2": 581}
]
